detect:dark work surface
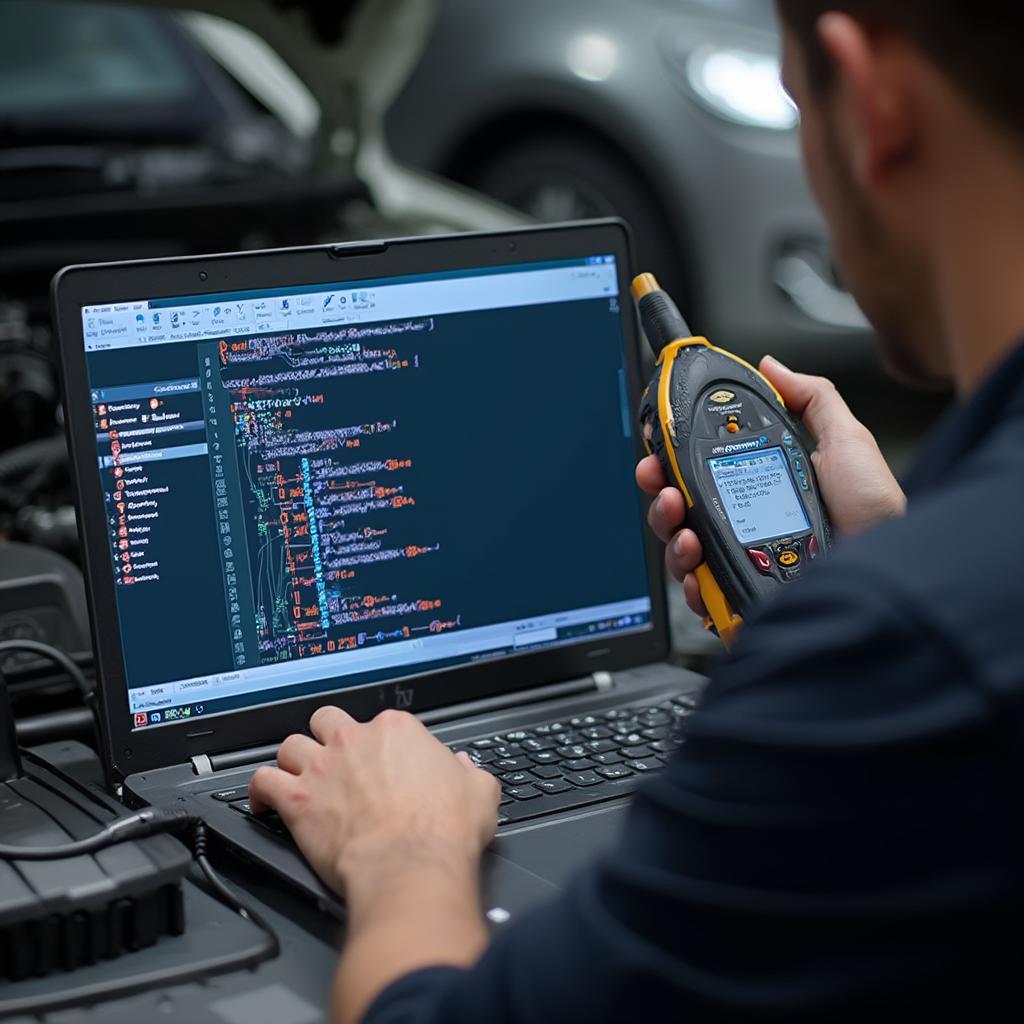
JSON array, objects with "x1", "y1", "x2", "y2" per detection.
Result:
[
  {"x1": 4, "y1": 742, "x2": 341, "y2": 1024},
  {"x1": 10, "y1": 690, "x2": 663, "y2": 1024},
  {"x1": 3, "y1": 881, "x2": 280, "y2": 1021}
]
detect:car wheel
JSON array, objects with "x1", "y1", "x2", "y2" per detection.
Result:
[{"x1": 469, "y1": 134, "x2": 689, "y2": 312}]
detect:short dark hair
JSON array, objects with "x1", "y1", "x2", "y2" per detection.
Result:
[{"x1": 775, "y1": 2, "x2": 1024, "y2": 139}]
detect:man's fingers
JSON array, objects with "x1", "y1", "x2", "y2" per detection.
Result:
[
  {"x1": 477, "y1": 771, "x2": 501, "y2": 816},
  {"x1": 683, "y1": 574, "x2": 709, "y2": 618},
  {"x1": 647, "y1": 487, "x2": 687, "y2": 546},
  {"x1": 760, "y1": 356, "x2": 858, "y2": 446},
  {"x1": 636, "y1": 455, "x2": 668, "y2": 496},
  {"x1": 455, "y1": 751, "x2": 500, "y2": 845},
  {"x1": 249, "y1": 764, "x2": 298, "y2": 815},
  {"x1": 665, "y1": 528, "x2": 702, "y2": 584},
  {"x1": 309, "y1": 704, "x2": 358, "y2": 745},
  {"x1": 277, "y1": 732, "x2": 321, "y2": 774},
  {"x1": 457, "y1": 751, "x2": 497, "y2": 793}
]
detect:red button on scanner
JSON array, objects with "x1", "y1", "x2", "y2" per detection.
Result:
[
  {"x1": 808, "y1": 536, "x2": 820, "y2": 560},
  {"x1": 748, "y1": 549, "x2": 772, "y2": 573}
]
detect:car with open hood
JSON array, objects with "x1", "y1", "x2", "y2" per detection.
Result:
[
  {"x1": 0, "y1": 0, "x2": 521, "y2": 553},
  {"x1": 0, "y1": 0, "x2": 521, "y2": 439}
]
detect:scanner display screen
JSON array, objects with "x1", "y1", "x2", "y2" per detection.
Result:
[{"x1": 708, "y1": 447, "x2": 810, "y2": 545}]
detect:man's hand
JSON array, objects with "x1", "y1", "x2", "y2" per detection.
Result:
[
  {"x1": 638, "y1": 355, "x2": 907, "y2": 617},
  {"x1": 250, "y1": 706, "x2": 498, "y2": 894},
  {"x1": 249, "y1": 708, "x2": 500, "y2": 1024}
]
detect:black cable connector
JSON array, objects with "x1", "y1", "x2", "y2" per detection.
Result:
[{"x1": 0, "y1": 807, "x2": 200, "y2": 860}]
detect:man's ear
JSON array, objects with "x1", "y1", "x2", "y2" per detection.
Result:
[{"x1": 817, "y1": 12, "x2": 917, "y2": 190}]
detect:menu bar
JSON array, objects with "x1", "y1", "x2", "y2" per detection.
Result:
[{"x1": 82, "y1": 259, "x2": 620, "y2": 352}]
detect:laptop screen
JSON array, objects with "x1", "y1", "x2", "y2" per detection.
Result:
[{"x1": 79, "y1": 254, "x2": 654, "y2": 733}]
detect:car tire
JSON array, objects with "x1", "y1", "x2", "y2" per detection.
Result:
[{"x1": 468, "y1": 133, "x2": 689, "y2": 312}]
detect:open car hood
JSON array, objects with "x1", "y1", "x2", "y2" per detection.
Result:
[
  {"x1": 82, "y1": 0, "x2": 520, "y2": 232},
  {"x1": 91, "y1": 0, "x2": 437, "y2": 156}
]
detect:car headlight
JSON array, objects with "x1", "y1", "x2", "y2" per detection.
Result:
[{"x1": 683, "y1": 44, "x2": 798, "y2": 130}]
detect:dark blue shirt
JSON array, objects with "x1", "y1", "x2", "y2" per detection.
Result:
[{"x1": 365, "y1": 343, "x2": 1024, "y2": 1021}]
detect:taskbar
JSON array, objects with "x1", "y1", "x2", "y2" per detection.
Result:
[{"x1": 129, "y1": 609, "x2": 651, "y2": 732}]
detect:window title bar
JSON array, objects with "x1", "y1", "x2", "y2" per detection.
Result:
[{"x1": 81, "y1": 256, "x2": 620, "y2": 353}]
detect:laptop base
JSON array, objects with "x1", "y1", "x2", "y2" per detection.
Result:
[{"x1": 125, "y1": 662, "x2": 705, "y2": 923}]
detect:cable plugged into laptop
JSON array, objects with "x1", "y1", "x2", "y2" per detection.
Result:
[
  {"x1": 0, "y1": 686, "x2": 279, "y2": 1008},
  {"x1": 0, "y1": 806, "x2": 199, "y2": 861},
  {"x1": 0, "y1": 794, "x2": 280, "y2": 960}
]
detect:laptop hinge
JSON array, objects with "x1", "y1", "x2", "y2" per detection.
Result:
[
  {"x1": 194, "y1": 744, "x2": 279, "y2": 775},
  {"x1": 190, "y1": 672, "x2": 616, "y2": 775},
  {"x1": 417, "y1": 672, "x2": 613, "y2": 727}
]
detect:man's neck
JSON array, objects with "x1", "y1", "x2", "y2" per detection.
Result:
[{"x1": 931, "y1": 141, "x2": 1024, "y2": 397}]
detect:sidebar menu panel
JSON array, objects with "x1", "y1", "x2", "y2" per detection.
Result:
[{"x1": 90, "y1": 378, "x2": 235, "y2": 689}]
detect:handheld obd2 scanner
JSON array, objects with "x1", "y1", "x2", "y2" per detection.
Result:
[{"x1": 634, "y1": 273, "x2": 832, "y2": 647}]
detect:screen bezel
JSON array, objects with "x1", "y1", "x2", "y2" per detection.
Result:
[{"x1": 53, "y1": 220, "x2": 670, "y2": 780}]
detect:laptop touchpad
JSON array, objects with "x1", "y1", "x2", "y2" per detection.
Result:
[{"x1": 490, "y1": 804, "x2": 628, "y2": 890}]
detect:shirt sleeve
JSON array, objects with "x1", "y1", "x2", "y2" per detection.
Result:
[{"x1": 363, "y1": 566, "x2": 1016, "y2": 1023}]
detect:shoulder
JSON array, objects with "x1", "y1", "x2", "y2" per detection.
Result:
[
  {"x1": 808, "y1": 425, "x2": 1024, "y2": 691},
  {"x1": 701, "y1": 557, "x2": 986, "y2": 732},
  {"x1": 698, "y1": 476, "x2": 1015, "y2": 730},
  {"x1": 691, "y1": 421, "x2": 1024, "y2": 738}
]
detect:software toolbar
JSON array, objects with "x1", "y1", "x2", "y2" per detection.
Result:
[{"x1": 82, "y1": 258, "x2": 619, "y2": 352}]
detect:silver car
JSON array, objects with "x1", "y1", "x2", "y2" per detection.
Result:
[{"x1": 386, "y1": 0, "x2": 871, "y2": 367}]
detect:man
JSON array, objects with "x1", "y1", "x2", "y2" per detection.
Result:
[{"x1": 250, "y1": 2, "x2": 1024, "y2": 1019}]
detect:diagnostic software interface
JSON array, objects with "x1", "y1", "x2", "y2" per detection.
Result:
[
  {"x1": 707, "y1": 448, "x2": 811, "y2": 546},
  {"x1": 80, "y1": 256, "x2": 653, "y2": 731}
]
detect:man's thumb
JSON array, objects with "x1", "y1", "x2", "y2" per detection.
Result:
[{"x1": 758, "y1": 355, "x2": 855, "y2": 444}]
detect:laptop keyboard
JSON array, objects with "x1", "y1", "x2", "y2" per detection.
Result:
[
  {"x1": 212, "y1": 692, "x2": 696, "y2": 835},
  {"x1": 451, "y1": 693, "x2": 695, "y2": 825}
]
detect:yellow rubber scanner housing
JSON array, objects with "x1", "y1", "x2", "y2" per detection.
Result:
[{"x1": 633, "y1": 274, "x2": 785, "y2": 648}]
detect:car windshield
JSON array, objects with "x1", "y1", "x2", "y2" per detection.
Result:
[{"x1": 0, "y1": 0, "x2": 199, "y2": 117}]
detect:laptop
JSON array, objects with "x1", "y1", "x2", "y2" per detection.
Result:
[{"x1": 52, "y1": 220, "x2": 705, "y2": 920}]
